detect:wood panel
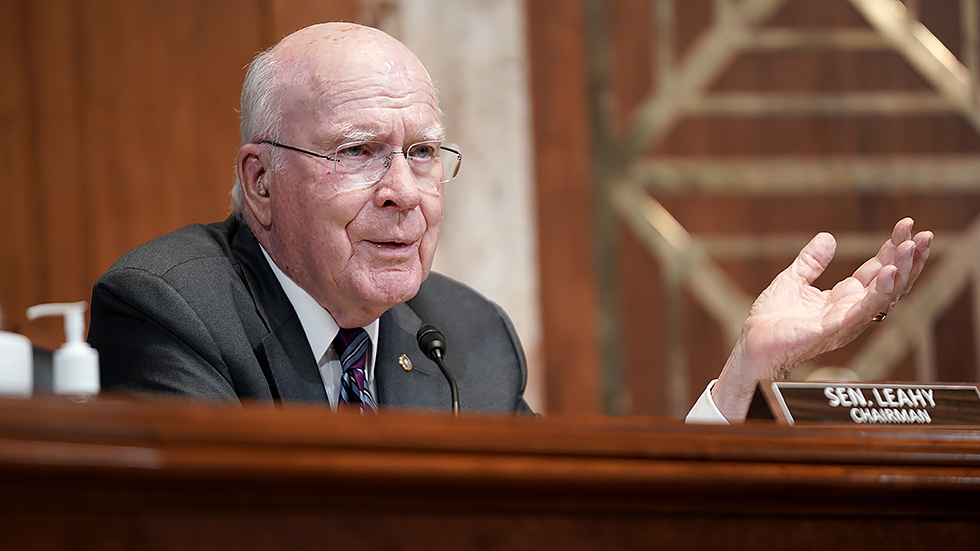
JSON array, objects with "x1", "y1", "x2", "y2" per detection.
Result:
[
  {"x1": 1, "y1": 396, "x2": 979, "y2": 549},
  {"x1": 526, "y1": 1, "x2": 603, "y2": 414},
  {"x1": 0, "y1": 0, "x2": 358, "y2": 349}
]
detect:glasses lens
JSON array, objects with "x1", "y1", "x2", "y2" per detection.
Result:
[
  {"x1": 437, "y1": 145, "x2": 462, "y2": 184},
  {"x1": 405, "y1": 142, "x2": 460, "y2": 186},
  {"x1": 332, "y1": 141, "x2": 391, "y2": 186},
  {"x1": 329, "y1": 141, "x2": 462, "y2": 188}
]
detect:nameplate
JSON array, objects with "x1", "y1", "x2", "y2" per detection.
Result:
[{"x1": 746, "y1": 381, "x2": 980, "y2": 426}]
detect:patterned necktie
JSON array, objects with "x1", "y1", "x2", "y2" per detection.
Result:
[{"x1": 332, "y1": 327, "x2": 378, "y2": 413}]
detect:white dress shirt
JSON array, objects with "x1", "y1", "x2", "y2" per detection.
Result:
[
  {"x1": 260, "y1": 247, "x2": 379, "y2": 410},
  {"x1": 685, "y1": 380, "x2": 729, "y2": 424}
]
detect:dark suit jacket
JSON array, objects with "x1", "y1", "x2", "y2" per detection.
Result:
[{"x1": 89, "y1": 215, "x2": 532, "y2": 413}]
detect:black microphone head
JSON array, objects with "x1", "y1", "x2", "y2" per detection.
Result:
[{"x1": 417, "y1": 324, "x2": 447, "y2": 359}]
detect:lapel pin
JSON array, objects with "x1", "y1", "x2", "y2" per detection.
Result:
[{"x1": 398, "y1": 354, "x2": 413, "y2": 371}]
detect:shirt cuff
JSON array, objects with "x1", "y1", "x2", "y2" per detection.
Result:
[{"x1": 684, "y1": 379, "x2": 729, "y2": 424}]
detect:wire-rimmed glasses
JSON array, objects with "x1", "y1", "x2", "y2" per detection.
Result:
[{"x1": 258, "y1": 139, "x2": 462, "y2": 190}]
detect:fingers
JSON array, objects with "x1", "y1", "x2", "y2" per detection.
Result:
[
  {"x1": 787, "y1": 232, "x2": 836, "y2": 285},
  {"x1": 852, "y1": 221, "x2": 932, "y2": 319},
  {"x1": 852, "y1": 247, "x2": 885, "y2": 287},
  {"x1": 842, "y1": 264, "x2": 898, "y2": 333},
  {"x1": 902, "y1": 230, "x2": 933, "y2": 297},
  {"x1": 852, "y1": 218, "x2": 922, "y2": 288},
  {"x1": 781, "y1": 220, "x2": 929, "y2": 322},
  {"x1": 890, "y1": 217, "x2": 914, "y2": 246},
  {"x1": 877, "y1": 224, "x2": 932, "y2": 307},
  {"x1": 883, "y1": 240, "x2": 915, "y2": 308}
]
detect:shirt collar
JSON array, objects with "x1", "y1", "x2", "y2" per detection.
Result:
[{"x1": 259, "y1": 245, "x2": 379, "y2": 367}]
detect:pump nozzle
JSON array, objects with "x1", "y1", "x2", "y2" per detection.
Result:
[
  {"x1": 27, "y1": 301, "x2": 88, "y2": 344},
  {"x1": 27, "y1": 301, "x2": 99, "y2": 397}
]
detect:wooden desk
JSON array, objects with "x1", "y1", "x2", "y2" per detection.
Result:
[{"x1": 0, "y1": 396, "x2": 978, "y2": 549}]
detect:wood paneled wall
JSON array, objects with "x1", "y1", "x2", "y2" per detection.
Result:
[
  {"x1": 526, "y1": 1, "x2": 603, "y2": 414},
  {"x1": 0, "y1": 0, "x2": 358, "y2": 348}
]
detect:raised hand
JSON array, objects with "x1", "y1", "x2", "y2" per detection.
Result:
[{"x1": 710, "y1": 218, "x2": 932, "y2": 421}]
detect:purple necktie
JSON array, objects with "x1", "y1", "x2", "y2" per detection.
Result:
[{"x1": 332, "y1": 327, "x2": 378, "y2": 413}]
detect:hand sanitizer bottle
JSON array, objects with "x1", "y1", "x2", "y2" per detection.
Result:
[
  {"x1": 26, "y1": 301, "x2": 100, "y2": 397},
  {"x1": 0, "y1": 329, "x2": 32, "y2": 397}
]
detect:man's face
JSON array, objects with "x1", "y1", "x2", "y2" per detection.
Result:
[{"x1": 264, "y1": 38, "x2": 444, "y2": 327}]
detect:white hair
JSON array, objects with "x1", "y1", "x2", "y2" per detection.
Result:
[{"x1": 230, "y1": 47, "x2": 286, "y2": 213}]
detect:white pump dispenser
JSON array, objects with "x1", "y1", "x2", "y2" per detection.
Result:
[
  {"x1": 26, "y1": 301, "x2": 100, "y2": 397},
  {"x1": 0, "y1": 329, "x2": 32, "y2": 397}
]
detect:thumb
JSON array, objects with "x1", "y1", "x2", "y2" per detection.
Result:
[{"x1": 787, "y1": 232, "x2": 837, "y2": 285}]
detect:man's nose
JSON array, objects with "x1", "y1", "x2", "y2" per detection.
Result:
[{"x1": 374, "y1": 152, "x2": 421, "y2": 209}]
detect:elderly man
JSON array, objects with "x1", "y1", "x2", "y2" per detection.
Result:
[{"x1": 88, "y1": 23, "x2": 931, "y2": 422}]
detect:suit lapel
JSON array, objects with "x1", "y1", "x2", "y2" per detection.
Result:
[
  {"x1": 230, "y1": 218, "x2": 327, "y2": 404},
  {"x1": 376, "y1": 302, "x2": 454, "y2": 411},
  {"x1": 222, "y1": 216, "x2": 455, "y2": 409}
]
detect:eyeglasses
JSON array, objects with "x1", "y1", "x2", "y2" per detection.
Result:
[{"x1": 258, "y1": 139, "x2": 462, "y2": 190}]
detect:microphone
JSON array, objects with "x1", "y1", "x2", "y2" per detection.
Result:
[{"x1": 416, "y1": 324, "x2": 459, "y2": 417}]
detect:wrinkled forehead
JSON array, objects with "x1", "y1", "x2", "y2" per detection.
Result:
[{"x1": 274, "y1": 25, "x2": 441, "y2": 138}]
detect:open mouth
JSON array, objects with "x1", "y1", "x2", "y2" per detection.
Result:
[{"x1": 370, "y1": 240, "x2": 414, "y2": 252}]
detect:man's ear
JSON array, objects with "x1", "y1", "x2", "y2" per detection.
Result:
[{"x1": 237, "y1": 143, "x2": 273, "y2": 227}]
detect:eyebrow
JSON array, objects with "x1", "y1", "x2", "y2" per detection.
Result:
[
  {"x1": 330, "y1": 123, "x2": 447, "y2": 146},
  {"x1": 333, "y1": 125, "x2": 380, "y2": 144},
  {"x1": 418, "y1": 124, "x2": 446, "y2": 143}
]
